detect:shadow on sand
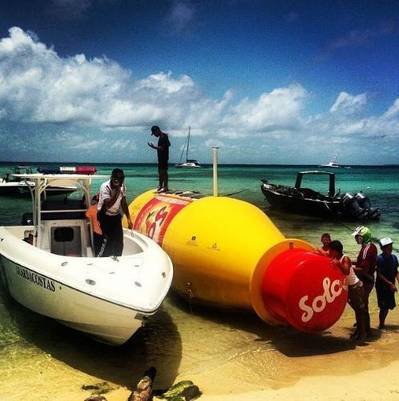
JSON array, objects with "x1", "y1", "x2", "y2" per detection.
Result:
[
  {"x1": 168, "y1": 292, "x2": 356, "y2": 357},
  {"x1": 1, "y1": 284, "x2": 182, "y2": 390}
]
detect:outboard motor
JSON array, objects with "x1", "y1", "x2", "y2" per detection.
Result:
[
  {"x1": 342, "y1": 192, "x2": 366, "y2": 218},
  {"x1": 342, "y1": 192, "x2": 380, "y2": 220},
  {"x1": 355, "y1": 192, "x2": 380, "y2": 219},
  {"x1": 355, "y1": 192, "x2": 371, "y2": 209}
]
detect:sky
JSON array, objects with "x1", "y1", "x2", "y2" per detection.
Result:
[{"x1": 0, "y1": 0, "x2": 398, "y2": 164}]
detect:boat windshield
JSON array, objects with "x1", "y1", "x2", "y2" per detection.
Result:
[{"x1": 12, "y1": 173, "x2": 107, "y2": 245}]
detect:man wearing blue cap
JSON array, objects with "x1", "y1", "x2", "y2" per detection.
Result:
[
  {"x1": 352, "y1": 226, "x2": 377, "y2": 337},
  {"x1": 376, "y1": 237, "x2": 399, "y2": 329}
]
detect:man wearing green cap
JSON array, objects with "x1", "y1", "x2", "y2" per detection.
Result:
[{"x1": 352, "y1": 226, "x2": 377, "y2": 337}]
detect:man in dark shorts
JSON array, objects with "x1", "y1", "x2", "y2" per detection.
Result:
[
  {"x1": 376, "y1": 237, "x2": 399, "y2": 329},
  {"x1": 352, "y1": 226, "x2": 377, "y2": 337},
  {"x1": 148, "y1": 125, "x2": 171, "y2": 192},
  {"x1": 97, "y1": 168, "x2": 133, "y2": 257}
]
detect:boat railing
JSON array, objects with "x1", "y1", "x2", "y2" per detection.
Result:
[{"x1": 11, "y1": 173, "x2": 105, "y2": 247}]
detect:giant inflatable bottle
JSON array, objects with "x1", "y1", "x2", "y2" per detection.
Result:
[{"x1": 126, "y1": 190, "x2": 347, "y2": 332}]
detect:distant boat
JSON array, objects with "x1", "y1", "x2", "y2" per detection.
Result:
[
  {"x1": 0, "y1": 166, "x2": 76, "y2": 197},
  {"x1": 319, "y1": 160, "x2": 341, "y2": 168},
  {"x1": 175, "y1": 127, "x2": 201, "y2": 168}
]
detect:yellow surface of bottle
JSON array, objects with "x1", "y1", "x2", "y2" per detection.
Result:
[{"x1": 125, "y1": 190, "x2": 347, "y2": 331}]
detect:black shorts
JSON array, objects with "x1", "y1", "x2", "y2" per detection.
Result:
[
  {"x1": 376, "y1": 282, "x2": 396, "y2": 310},
  {"x1": 348, "y1": 283, "x2": 366, "y2": 311},
  {"x1": 158, "y1": 159, "x2": 169, "y2": 170}
]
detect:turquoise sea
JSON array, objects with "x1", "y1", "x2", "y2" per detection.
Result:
[{"x1": 1, "y1": 163, "x2": 399, "y2": 400}]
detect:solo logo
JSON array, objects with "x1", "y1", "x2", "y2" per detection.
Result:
[{"x1": 298, "y1": 277, "x2": 344, "y2": 323}]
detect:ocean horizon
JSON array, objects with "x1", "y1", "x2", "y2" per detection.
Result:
[{"x1": 1, "y1": 161, "x2": 399, "y2": 167}]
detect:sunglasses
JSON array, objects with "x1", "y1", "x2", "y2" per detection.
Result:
[{"x1": 112, "y1": 176, "x2": 124, "y2": 182}]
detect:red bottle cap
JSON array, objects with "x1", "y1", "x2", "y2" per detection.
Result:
[{"x1": 261, "y1": 248, "x2": 347, "y2": 332}]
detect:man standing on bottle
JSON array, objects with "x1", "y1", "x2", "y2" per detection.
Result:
[{"x1": 148, "y1": 125, "x2": 171, "y2": 193}]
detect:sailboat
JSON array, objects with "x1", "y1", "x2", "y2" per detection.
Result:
[{"x1": 175, "y1": 127, "x2": 201, "y2": 168}]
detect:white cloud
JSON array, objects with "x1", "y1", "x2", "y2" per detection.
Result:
[
  {"x1": 1, "y1": 27, "x2": 399, "y2": 164},
  {"x1": 0, "y1": 27, "x2": 311, "y2": 137},
  {"x1": 330, "y1": 92, "x2": 367, "y2": 115},
  {"x1": 222, "y1": 84, "x2": 308, "y2": 136},
  {"x1": 384, "y1": 98, "x2": 399, "y2": 119},
  {"x1": 135, "y1": 72, "x2": 194, "y2": 94}
]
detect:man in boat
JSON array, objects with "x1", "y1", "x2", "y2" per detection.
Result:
[
  {"x1": 148, "y1": 125, "x2": 171, "y2": 192},
  {"x1": 352, "y1": 226, "x2": 377, "y2": 337},
  {"x1": 97, "y1": 169, "x2": 133, "y2": 257},
  {"x1": 375, "y1": 237, "x2": 399, "y2": 329}
]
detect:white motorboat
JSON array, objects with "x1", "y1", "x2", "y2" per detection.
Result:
[
  {"x1": 0, "y1": 173, "x2": 173, "y2": 345},
  {"x1": 319, "y1": 160, "x2": 341, "y2": 168},
  {"x1": 175, "y1": 127, "x2": 201, "y2": 168},
  {"x1": 0, "y1": 166, "x2": 76, "y2": 197}
]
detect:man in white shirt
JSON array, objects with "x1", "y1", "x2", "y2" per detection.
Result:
[{"x1": 97, "y1": 168, "x2": 133, "y2": 257}]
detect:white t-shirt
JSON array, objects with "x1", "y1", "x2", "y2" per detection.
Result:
[
  {"x1": 97, "y1": 180, "x2": 126, "y2": 216},
  {"x1": 340, "y1": 255, "x2": 360, "y2": 286}
]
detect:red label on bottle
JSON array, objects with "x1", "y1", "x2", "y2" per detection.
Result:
[{"x1": 133, "y1": 195, "x2": 192, "y2": 245}]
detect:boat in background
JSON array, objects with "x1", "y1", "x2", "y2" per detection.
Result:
[
  {"x1": 261, "y1": 170, "x2": 380, "y2": 220},
  {"x1": 319, "y1": 159, "x2": 341, "y2": 168},
  {"x1": 0, "y1": 166, "x2": 76, "y2": 197},
  {"x1": 175, "y1": 127, "x2": 201, "y2": 168},
  {"x1": 0, "y1": 173, "x2": 173, "y2": 345}
]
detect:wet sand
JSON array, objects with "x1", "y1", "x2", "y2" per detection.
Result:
[{"x1": 2, "y1": 287, "x2": 399, "y2": 401}]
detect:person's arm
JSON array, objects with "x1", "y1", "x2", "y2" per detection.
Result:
[
  {"x1": 379, "y1": 272, "x2": 397, "y2": 291},
  {"x1": 377, "y1": 257, "x2": 397, "y2": 291},
  {"x1": 148, "y1": 142, "x2": 160, "y2": 150},
  {"x1": 148, "y1": 135, "x2": 168, "y2": 150},
  {"x1": 394, "y1": 256, "x2": 399, "y2": 287},
  {"x1": 121, "y1": 197, "x2": 133, "y2": 229},
  {"x1": 341, "y1": 256, "x2": 351, "y2": 275},
  {"x1": 353, "y1": 248, "x2": 375, "y2": 281},
  {"x1": 332, "y1": 256, "x2": 351, "y2": 275},
  {"x1": 103, "y1": 186, "x2": 121, "y2": 210}
]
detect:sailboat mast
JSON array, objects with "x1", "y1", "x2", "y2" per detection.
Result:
[{"x1": 186, "y1": 126, "x2": 190, "y2": 162}]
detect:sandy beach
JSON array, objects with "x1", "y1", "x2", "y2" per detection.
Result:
[{"x1": 2, "y1": 291, "x2": 399, "y2": 401}]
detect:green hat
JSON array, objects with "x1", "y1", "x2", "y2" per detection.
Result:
[{"x1": 352, "y1": 226, "x2": 372, "y2": 243}]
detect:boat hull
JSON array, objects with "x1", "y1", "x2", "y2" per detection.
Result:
[
  {"x1": 261, "y1": 183, "x2": 380, "y2": 220},
  {"x1": 0, "y1": 255, "x2": 143, "y2": 345},
  {"x1": 261, "y1": 184, "x2": 341, "y2": 217},
  {"x1": 175, "y1": 162, "x2": 201, "y2": 168}
]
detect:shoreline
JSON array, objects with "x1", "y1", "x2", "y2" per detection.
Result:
[{"x1": 100, "y1": 358, "x2": 399, "y2": 401}]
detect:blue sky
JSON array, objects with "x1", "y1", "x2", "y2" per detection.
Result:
[{"x1": 0, "y1": 0, "x2": 398, "y2": 164}]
